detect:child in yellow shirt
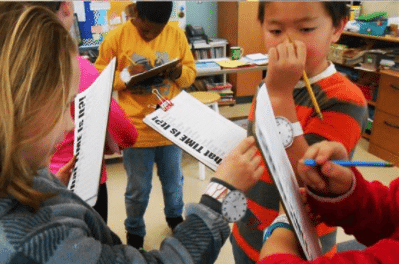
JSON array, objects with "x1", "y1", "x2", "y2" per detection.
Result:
[{"x1": 95, "y1": 1, "x2": 196, "y2": 250}]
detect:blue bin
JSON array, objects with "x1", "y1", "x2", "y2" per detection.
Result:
[{"x1": 358, "y1": 19, "x2": 388, "y2": 36}]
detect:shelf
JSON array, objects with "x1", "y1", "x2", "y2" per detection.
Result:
[
  {"x1": 342, "y1": 31, "x2": 399, "y2": 44},
  {"x1": 218, "y1": 100, "x2": 236, "y2": 106}
]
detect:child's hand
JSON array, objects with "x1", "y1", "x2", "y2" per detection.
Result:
[
  {"x1": 163, "y1": 62, "x2": 182, "y2": 81},
  {"x1": 55, "y1": 156, "x2": 76, "y2": 186},
  {"x1": 128, "y1": 64, "x2": 147, "y2": 76},
  {"x1": 298, "y1": 141, "x2": 354, "y2": 196},
  {"x1": 266, "y1": 39, "x2": 306, "y2": 96},
  {"x1": 214, "y1": 137, "x2": 264, "y2": 192}
]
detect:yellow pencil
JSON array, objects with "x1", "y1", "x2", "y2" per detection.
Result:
[
  {"x1": 123, "y1": 52, "x2": 136, "y2": 66},
  {"x1": 302, "y1": 70, "x2": 323, "y2": 120},
  {"x1": 287, "y1": 36, "x2": 323, "y2": 120}
]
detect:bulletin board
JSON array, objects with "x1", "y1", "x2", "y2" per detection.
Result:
[{"x1": 76, "y1": 1, "x2": 132, "y2": 47}]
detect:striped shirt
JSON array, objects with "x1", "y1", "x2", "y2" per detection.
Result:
[{"x1": 232, "y1": 63, "x2": 368, "y2": 262}]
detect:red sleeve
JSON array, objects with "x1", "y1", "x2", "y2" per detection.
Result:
[
  {"x1": 308, "y1": 168, "x2": 399, "y2": 246},
  {"x1": 107, "y1": 98, "x2": 138, "y2": 150},
  {"x1": 257, "y1": 239, "x2": 399, "y2": 263}
]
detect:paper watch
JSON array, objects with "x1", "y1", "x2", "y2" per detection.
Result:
[
  {"x1": 275, "y1": 116, "x2": 303, "y2": 149},
  {"x1": 203, "y1": 181, "x2": 247, "y2": 223}
]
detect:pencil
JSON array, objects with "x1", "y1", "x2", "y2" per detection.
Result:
[
  {"x1": 302, "y1": 71, "x2": 323, "y2": 120},
  {"x1": 286, "y1": 36, "x2": 323, "y2": 120},
  {"x1": 123, "y1": 52, "x2": 136, "y2": 65},
  {"x1": 304, "y1": 159, "x2": 394, "y2": 167}
]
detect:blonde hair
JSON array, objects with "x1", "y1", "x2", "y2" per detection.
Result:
[{"x1": 0, "y1": 3, "x2": 77, "y2": 210}]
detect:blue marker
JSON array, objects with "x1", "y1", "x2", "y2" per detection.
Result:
[{"x1": 304, "y1": 159, "x2": 394, "y2": 167}]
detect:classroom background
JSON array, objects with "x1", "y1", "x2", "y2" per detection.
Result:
[{"x1": 71, "y1": 2, "x2": 399, "y2": 263}]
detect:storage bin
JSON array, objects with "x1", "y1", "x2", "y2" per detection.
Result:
[{"x1": 358, "y1": 19, "x2": 388, "y2": 36}]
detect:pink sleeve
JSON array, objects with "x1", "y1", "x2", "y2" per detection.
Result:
[
  {"x1": 107, "y1": 99, "x2": 138, "y2": 150},
  {"x1": 79, "y1": 56, "x2": 138, "y2": 149}
]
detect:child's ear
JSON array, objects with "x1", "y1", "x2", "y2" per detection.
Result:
[
  {"x1": 331, "y1": 17, "x2": 348, "y2": 43},
  {"x1": 59, "y1": 2, "x2": 73, "y2": 17}
]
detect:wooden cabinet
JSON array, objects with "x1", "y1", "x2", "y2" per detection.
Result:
[
  {"x1": 369, "y1": 70, "x2": 399, "y2": 166},
  {"x1": 218, "y1": 2, "x2": 266, "y2": 100},
  {"x1": 335, "y1": 32, "x2": 399, "y2": 140}
]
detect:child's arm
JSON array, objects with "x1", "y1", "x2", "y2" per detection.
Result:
[
  {"x1": 256, "y1": 141, "x2": 399, "y2": 263},
  {"x1": 298, "y1": 141, "x2": 399, "y2": 246},
  {"x1": 265, "y1": 39, "x2": 309, "y2": 179},
  {"x1": 106, "y1": 99, "x2": 138, "y2": 151},
  {"x1": 173, "y1": 30, "x2": 196, "y2": 89},
  {"x1": 95, "y1": 34, "x2": 126, "y2": 91}
]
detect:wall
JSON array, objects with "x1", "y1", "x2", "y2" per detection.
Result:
[
  {"x1": 361, "y1": 1, "x2": 399, "y2": 17},
  {"x1": 186, "y1": 1, "x2": 218, "y2": 38}
]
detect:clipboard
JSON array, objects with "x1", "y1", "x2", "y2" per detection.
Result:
[
  {"x1": 68, "y1": 58, "x2": 116, "y2": 206},
  {"x1": 253, "y1": 83, "x2": 322, "y2": 260},
  {"x1": 126, "y1": 58, "x2": 180, "y2": 88},
  {"x1": 143, "y1": 91, "x2": 247, "y2": 171}
]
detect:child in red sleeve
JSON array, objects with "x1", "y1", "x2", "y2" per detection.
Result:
[{"x1": 258, "y1": 140, "x2": 399, "y2": 264}]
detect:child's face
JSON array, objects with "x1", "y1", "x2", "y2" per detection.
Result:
[
  {"x1": 261, "y1": 2, "x2": 344, "y2": 77},
  {"x1": 24, "y1": 55, "x2": 80, "y2": 169},
  {"x1": 133, "y1": 17, "x2": 166, "y2": 42}
]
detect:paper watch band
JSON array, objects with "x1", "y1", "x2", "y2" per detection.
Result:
[{"x1": 292, "y1": 121, "x2": 303, "y2": 137}]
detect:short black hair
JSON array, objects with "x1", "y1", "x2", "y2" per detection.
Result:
[
  {"x1": 136, "y1": 1, "x2": 173, "y2": 24},
  {"x1": 23, "y1": 1, "x2": 62, "y2": 12},
  {"x1": 258, "y1": 2, "x2": 349, "y2": 27}
]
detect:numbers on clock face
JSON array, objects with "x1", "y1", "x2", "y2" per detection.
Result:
[
  {"x1": 276, "y1": 117, "x2": 294, "y2": 148},
  {"x1": 222, "y1": 191, "x2": 247, "y2": 222}
]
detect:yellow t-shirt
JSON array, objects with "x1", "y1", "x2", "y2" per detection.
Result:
[{"x1": 95, "y1": 22, "x2": 196, "y2": 147}]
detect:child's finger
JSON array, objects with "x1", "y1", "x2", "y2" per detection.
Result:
[
  {"x1": 295, "y1": 40, "x2": 306, "y2": 64},
  {"x1": 286, "y1": 42, "x2": 296, "y2": 59},
  {"x1": 62, "y1": 156, "x2": 76, "y2": 172},
  {"x1": 315, "y1": 141, "x2": 348, "y2": 164},
  {"x1": 320, "y1": 161, "x2": 352, "y2": 182},
  {"x1": 302, "y1": 142, "x2": 322, "y2": 161},
  {"x1": 268, "y1": 47, "x2": 278, "y2": 66},
  {"x1": 276, "y1": 42, "x2": 288, "y2": 61},
  {"x1": 254, "y1": 161, "x2": 265, "y2": 180},
  {"x1": 237, "y1": 136, "x2": 256, "y2": 155},
  {"x1": 244, "y1": 144, "x2": 258, "y2": 160},
  {"x1": 298, "y1": 160, "x2": 326, "y2": 190}
]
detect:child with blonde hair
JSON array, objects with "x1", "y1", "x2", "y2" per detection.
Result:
[{"x1": 0, "y1": 3, "x2": 263, "y2": 263}]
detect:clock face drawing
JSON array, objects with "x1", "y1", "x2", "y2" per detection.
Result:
[
  {"x1": 221, "y1": 190, "x2": 247, "y2": 222},
  {"x1": 276, "y1": 116, "x2": 294, "y2": 148}
]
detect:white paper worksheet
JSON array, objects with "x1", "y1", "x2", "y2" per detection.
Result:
[
  {"x1": 143, "y1": 91, "x2": 247, "y2": 171},
  {"x1": 68, "y1": 58, "x2": 116, "y2": 206},
  {"x1": 254, "y1": 83, "x2": 322, "y2": 260}
]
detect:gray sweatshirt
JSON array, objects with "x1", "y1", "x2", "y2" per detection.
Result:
[{"x1": 0, "y1": 169, "x2": 230, "y2": 264}]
